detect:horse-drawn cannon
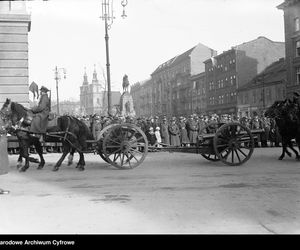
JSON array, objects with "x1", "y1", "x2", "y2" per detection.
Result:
[
  {"x1": 46, "y1": 120, "x2": 259, "y2": 169},
  {"x1": 1, "y1": 98, "x2": 262, "y2": 171}
]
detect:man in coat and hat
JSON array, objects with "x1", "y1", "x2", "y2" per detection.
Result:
[{"x1": 30, "y1": 86, "x2": 51, "y2": 141}]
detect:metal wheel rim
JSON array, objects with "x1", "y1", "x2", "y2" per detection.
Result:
[
  {"x1": 102, "y1": 123, "x2": 148, "y2": 169},
  {"x1": 213, "y1": 122, "x2": 254, "y2": 166},
  {"x1": 201, "y1": 153, "x2": 220, "y2": 162}
]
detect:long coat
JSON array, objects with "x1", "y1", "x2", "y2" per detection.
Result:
[
  {"x1": 30, "y1": 93, "x2": 50, "y2": 133},
  {"x1": 160, "y1": 122, "x2": 170, "y2": 145},
  {"x1": 178, "y1": 121, "x2": 189, "y2": 144},
  {"x1": 168, "y1": 123, "x2": 181, "y2": 146},
  {"x1": 187, "y1": 119, "x2": 199, "y2": 144}
]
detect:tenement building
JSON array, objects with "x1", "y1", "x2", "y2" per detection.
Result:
[
  {"x1": 0, "y1": 1, "x2": 31, "y2": 107},
  {"x1": 278, "y1": 0, "x2": 300, "y2": 98},
  {"x1": 130, "y1": 79, "x2": 153, "y2": 117},
  {"x1": 149, "y1": 43, "x2": 217, "y2": 117},
  {"x1": 204, "y1": 36, "x2": 285, "y2": 115},
  {"x1": 237, "y1": 58, "x2": 286, "y2": 117}
]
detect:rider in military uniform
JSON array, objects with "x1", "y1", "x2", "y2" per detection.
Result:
[{"x1": 30, "y1": 86, "x2": 50, "y2": 140}]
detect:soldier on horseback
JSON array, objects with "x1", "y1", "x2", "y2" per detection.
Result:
[{"x1": 28, "y1": 86, "x2": 51, "y2": 141}]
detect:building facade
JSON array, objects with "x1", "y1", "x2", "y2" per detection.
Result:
[
  {"x1": 237, "y1": 58, "x2": 286, "y2": 117},
  {"x1": 278, "y1": 0, "x2": 300, "y2": 98},
  {"x1": 130, "y1": 79, "x2": 153, "y2": 117},
  {"x1": 0, "y1": 1, "x2": 31, "y2": 107},
  {"x1": 149, "y1": 43, "x2": 216, "y2": 117},
  {"x1": 204, "y1": 36, "x2": 285, "y2": 115}
]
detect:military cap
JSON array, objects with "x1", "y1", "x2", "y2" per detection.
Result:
[{"x1": 40, "y1": 86, "x2": 50, "y2": 92}]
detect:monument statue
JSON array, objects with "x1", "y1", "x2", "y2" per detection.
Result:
[
  {"x1": 122, "y1": 74, "x2": 129, "y2": 93},
  {"x1": 119, "y1": 74, "x2": 136, "y2": 118}
]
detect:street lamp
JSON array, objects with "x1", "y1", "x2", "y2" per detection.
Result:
[
  {"x1": 100, "y1": 0, "x2": 128, "y2": 116},
  {"x1": 54, "y1": 66, "x2": 66, "y2": 115}
]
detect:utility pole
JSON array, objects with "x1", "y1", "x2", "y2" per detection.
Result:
[{"x1": 100, "y1": 0, "x2": 128, "y2": 116}]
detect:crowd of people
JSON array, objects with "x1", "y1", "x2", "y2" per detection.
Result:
[{"x1": 74, "y1": 112, "x2": 282, "y2": 149}]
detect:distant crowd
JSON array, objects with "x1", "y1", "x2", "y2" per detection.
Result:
[{"x1": 72, "y1": 112, "x2": 282, "y2": 149}]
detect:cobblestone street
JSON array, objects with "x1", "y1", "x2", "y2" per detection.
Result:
[{"x1": 1, "y1": 147, "x2": 300, "y2": 234}]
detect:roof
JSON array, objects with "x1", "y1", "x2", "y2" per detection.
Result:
[
  {"x1": 151, "y1": 46, "x2": 196, "y2": 75},
  {"x1": 237, "y1": 58, "x2": 286, "y2": 92},
  {"x1": 277, "y1": 0, "x2": 300, "y2": 9}
]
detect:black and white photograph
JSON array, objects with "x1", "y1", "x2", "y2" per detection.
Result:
[{"x1": 0, "y1": 0, "x2": 300, "y2": 237}]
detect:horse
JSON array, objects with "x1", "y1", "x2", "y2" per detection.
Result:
[
  {"x1": 1, "y1": 98, "x2": 94, "y2": 172},
  {"x1": 0, "y1": 99, "x2": 45, "y2": 172},
  {"x1": 264, "y1": 99, "x2": 300, "y2": 161},
  {"x1": 49, "y1": 115, "x2": 94, "y2": 171}
]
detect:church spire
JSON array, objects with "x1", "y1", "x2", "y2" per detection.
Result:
[
  {"x1": 92, "y1": 64, "x2": 98, "y2": 84},
  {"x1": 83, "y1": 67, "x2": 88, "y2": 85}
]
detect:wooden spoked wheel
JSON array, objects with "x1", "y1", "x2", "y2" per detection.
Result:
[
  {"x1": 201, "y1": 153, "x2": 220, "y2": 162},
  {"x1": 102, "y1": 123, "x2": 148, "y2": 169},
  {"x1": 213, "y1": 122, "x2": 254, "y2": 166},
  {"x1": 199, "y1": 122, "x2": 224, "y2": 162},
  {"x1": 96, "y1": 124, "x2": 119, "y2": 164}
]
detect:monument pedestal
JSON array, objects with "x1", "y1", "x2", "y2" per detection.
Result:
[{"x1": 119, "y1": 91, "x2": 136, "y2": 118}]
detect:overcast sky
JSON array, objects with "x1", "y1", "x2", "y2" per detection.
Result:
[{"x1": 26, "y1": 0, "x2": 285, "y2": 102}]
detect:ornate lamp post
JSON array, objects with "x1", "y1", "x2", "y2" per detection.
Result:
[
  {"x1": 100, "y1": 0, "x2": 128, "y2": 116},
  {"x1": 54, "y1": 66, "x2": 66, "y2": 115}
]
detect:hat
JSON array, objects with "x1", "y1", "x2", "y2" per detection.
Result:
[{"x1": 40, "y1": 86, "x2": 50, "y2": 92}]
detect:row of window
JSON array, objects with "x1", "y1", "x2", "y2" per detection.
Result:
[
  {"x1": 207, "y1": 59, "x2": 236, "y2": 72},
  {"x1": 208, "y1": 75, "x2": 236, "y2": 90},
  {"x1": 208, "y1": 92, "x2": 237, "y2": 105}
]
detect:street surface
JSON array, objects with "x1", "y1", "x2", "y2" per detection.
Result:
[{"x1": 0, "y1": 147, "x2": 300, "y2": 234}]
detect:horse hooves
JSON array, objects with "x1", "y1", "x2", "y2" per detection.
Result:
[
  {"x1": 37, "y1": 165, "x2": 44, "y2": 170},
  {"x1": 278, "y1": 157, "x2": 283, "y2": 160},
  {"x1": 19, "y1": 167, "x2": 28, "y2": 172},
  {"x1": 77, "y1": 167, "x2": 85, "y2": 171},
  {"x1": 67, "y1": 162, "x2": 73, "y2": 166},
  {"x1": 52, "y1": 167, "x2": 59, "y2": 172}
]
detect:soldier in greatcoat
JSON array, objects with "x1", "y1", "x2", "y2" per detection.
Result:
[
  {"x1": 29, "y1": 86, "x2": 51, "y2": 141},
  {"x1": 160, "y1": 116, "x2": 170, "y2": 145},
  {"x1": 260, "y1": 116, "x2": 271, "y2": 147},
  {"x1": 187, "y1": 115, "x2": 199, "y2": 146},
  {"x1": 178, "y1": 116, "x2": 190, "y2": 146},
  {"x1": 168, "y1": 117, "x2": 181, "y2": 146},
  {"x1": 250, "y1": 114, "x2": 263, "y2": 147}
]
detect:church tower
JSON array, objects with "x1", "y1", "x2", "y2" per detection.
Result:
[
  {"x1": 79, "y1": 67, "x2": 89, "y2": 115},
  {"x1": 79, "y1": 65, "x2": 106, "y2": 115}
]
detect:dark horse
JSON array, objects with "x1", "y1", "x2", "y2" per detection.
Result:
[
  {"x1": 0, "y1": 99, "x2": 45, "y2": 172},
  {"x1": 1, "y1": 98, "x2": 94, "y2": 172},
  {"x1": 264, "y1": 99, "x2": 300, "y2": 161}
]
